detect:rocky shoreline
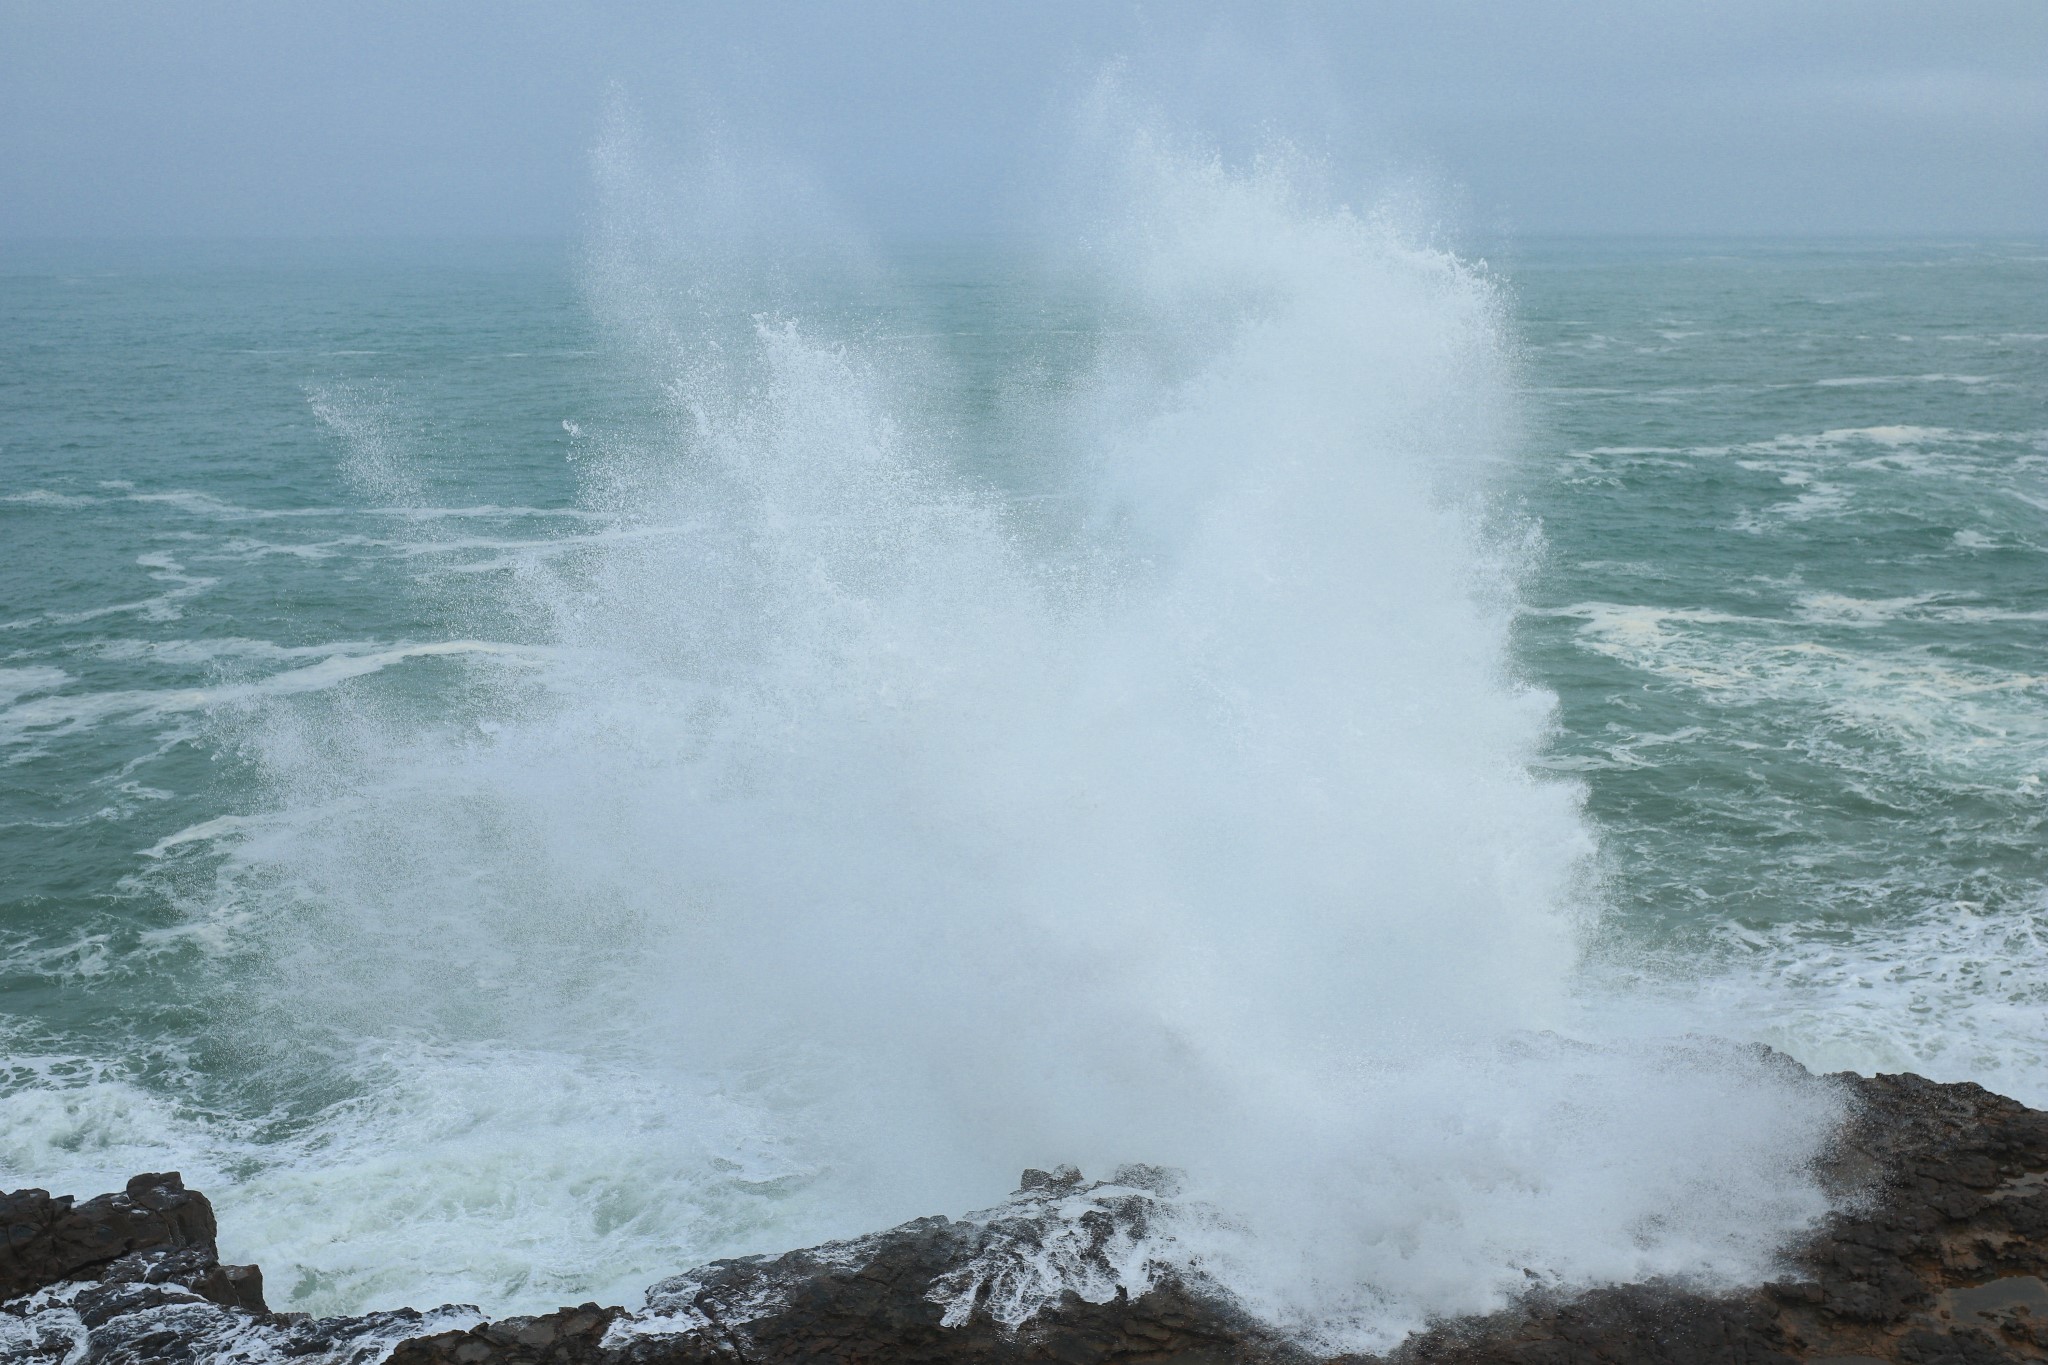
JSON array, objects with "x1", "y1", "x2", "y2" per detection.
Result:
[{"x1": 4, "y1": 1064, "x2": 2044, "y2": 1364}]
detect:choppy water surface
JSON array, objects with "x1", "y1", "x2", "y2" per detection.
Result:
[
  {"x1": 1, "y1": 200, "x2": 2041, "y2": 1349},
  {"x1": 1507, "y1": 240, "x2": 2047, "y2": 1089}
]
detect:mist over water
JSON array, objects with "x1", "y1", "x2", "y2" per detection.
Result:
[{"x1": 133, "y1": 122, "x2": 1846, "y2": 1347}]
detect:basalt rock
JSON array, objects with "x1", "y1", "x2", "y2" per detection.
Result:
[
  {"x1": 4, "y1": 1067, "x2": 2046, "y2": 1364},
  {"x1": 0, "y1": 1173, "x2": 258, "y2": 1310}
]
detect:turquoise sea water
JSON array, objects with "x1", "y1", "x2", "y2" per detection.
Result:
[
  {"x1": 1509, "y1": 240, "x2": 2047, "y2": 1083},
  {"x1": 1, "y1": 231, "x2": 2043, "y2": 1325}
]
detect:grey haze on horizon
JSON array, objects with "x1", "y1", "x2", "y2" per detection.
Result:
[{"x1": 2, "y1": 0, "x2": 2043, "y2": 244}]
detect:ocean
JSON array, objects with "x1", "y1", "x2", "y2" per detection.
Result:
[{"x1": 3, "y1": 160, "x2": 2043, "y2": 1352}]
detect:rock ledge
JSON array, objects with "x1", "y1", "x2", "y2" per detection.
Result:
[{"x1": 4, "y1": 1067, "x2": 2045, "y2": 1364}]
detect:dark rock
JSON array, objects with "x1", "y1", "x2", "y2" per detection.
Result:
[
  {"x1": 5, "y1": 1065, "x2": 2047, "y2": 1364},
  {"x1": 75, "y1": 1245, "x2": 268, "y2": 1319},
  {"x1": 0, "y1": 1173, "x2": 220, "y2": 1302},
  {"x1": 388, "y1": 1304, "x2": 626, "y2": 1365}
]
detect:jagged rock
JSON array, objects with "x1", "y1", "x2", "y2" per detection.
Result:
[
  {"x1": 0, "y1": 1170, "x2": 297, "y2": 1362},
  {"x1": 387, "y1": 1305, "x2": 626, "y2": 1365},
  {"x1": 4, "y1": 1067, "x2": 2047, "y2": 1364},
  {"x1": 0, "y1": 1173, "x2": 225, "y2": 1302},
  {"x1": 1, "y1": 1275, "x2": 480, "y2": 1365},
  {"x1": 388, "y1": 1161, "x2": 1291, "y2": 1365}
]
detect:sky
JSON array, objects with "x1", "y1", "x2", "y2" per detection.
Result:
[{"x1": 1, "y1": 0, "x2": 2043, "y2": 240}]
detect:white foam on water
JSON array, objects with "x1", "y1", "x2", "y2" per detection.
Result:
[
  {"x1": 385, "y1": 523, "x2": 697, "y2": 564},
  {"x1": 1591, "y1": 900, "x2": 2048, "y2": 1111},
  {"x1": 140, "y1": 815, "x2": 255, "y2": 860},
  {"x1": 1, "y1": 490, "x2": 98, "y2": 508},
  {"x1": 376, "y1": 505, "x2": 611, "y2": 523},
  {"x1": 0, "y1": 929, "x2": 117, "y2": 982},
  {"x1": 0, "y1": 641, "x2": 549, "y2": 749},
  {"x1": 0, "y1": 551, "x2": 220, "y2": 633},
  {"x1": 214, "y1": 1043, "x2": 810, "y2": 1317},
  {"x1": 1794, "y1": 592, "x2": 1955, "y2": 626},
  {"x1": 207, "y1": 536, "x2": 350, "y2": 562},
  {"x1": 1552, "y1": 599, "x2": 2048, "y2": 777},
  {"x1": 1812, "y1": 374, "x2": 1993, "y2": 388},
  {"x1": 85, "y1": 637, "x2": 391, "y2": 667},
  {"x1": 125, "y1": 490, "x2": 347, "y2": 520},
  {"x1": 1799, "y1": 596, "x2": 2048, "y2": 626},
  {"x1": 49, "y1": 120, "x2": 1845, "y2": 1354},
  {"x1": 0, "y1": 1054, "x2": 239, "y2": 1196},
  {"x1": 1732, "y1": 480, "x2": 1852, "y2": 531},
  {"x1": 1817, "y1": 424, "x2": 1977, "y2": 446},
  {"x1": 0, "y1": 667, "x2": 70, "y2": 708}
]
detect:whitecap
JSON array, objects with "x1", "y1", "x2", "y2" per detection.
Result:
[
  {"x1": 1591, "y1": 900, "x2": 2048, "y2": 1110},
  {"x1": 0, "y1": 666, "x2": 69, "y2": 708},
  {"x1": 0, "y1": 641, "x2": 548, "y2": 746},
  {"x1": 140, "y1": 815, "x2": 254, "y2": 859},
  {"x1": 1, "y1": 490, "x2": 97, "y2": 508}
]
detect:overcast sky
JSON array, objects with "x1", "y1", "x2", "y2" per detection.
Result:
[{"x1": 2, "y1": 1, "x2": 2043, "y2": 240}]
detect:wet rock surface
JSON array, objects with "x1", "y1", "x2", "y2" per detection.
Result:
[
  {"x1": 0, "y1": 1173, "x2": 230, "y2": 1304},
  {"x1": 0, "y1": 1174, "x2": 475, "y2": 1364},
  {"x1": 4, "y1": 1066, "x2": 2045, "y2": 1363}
]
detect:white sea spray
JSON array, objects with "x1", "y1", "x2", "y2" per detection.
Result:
[{"x1": 108, "y1": 119, "x2": 1856, "y2": 1352}]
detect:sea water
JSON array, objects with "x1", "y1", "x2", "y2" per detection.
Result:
[{"x1": 1, "y1": 139, "x2": 2042, "y2": 1351}]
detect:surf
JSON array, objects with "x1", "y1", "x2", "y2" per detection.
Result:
[{"x1": 147, "y1": 115, "x2": 1851, "y2": 1350}]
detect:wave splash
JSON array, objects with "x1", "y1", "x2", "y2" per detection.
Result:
[{"x1": 201, "y1": 124, "x2": 1841, "y2": 1350}]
